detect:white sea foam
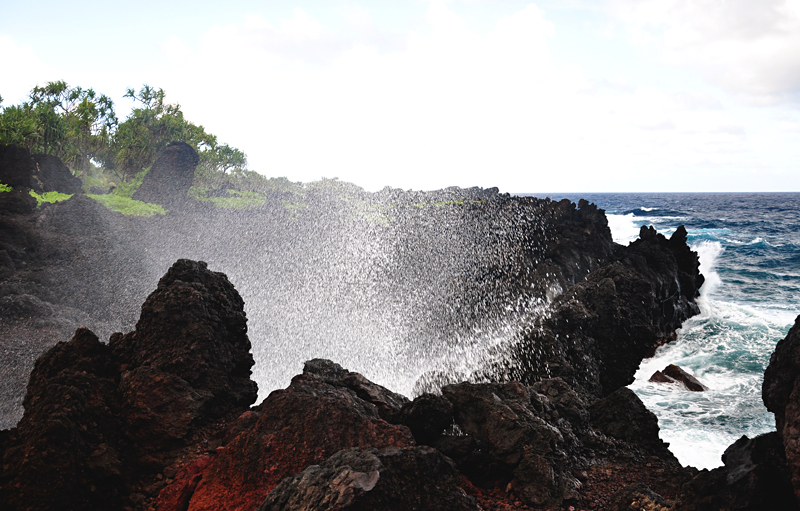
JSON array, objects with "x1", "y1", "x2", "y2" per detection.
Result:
[{"x1": 606, "y1": 213, "x2": 640, "y2": 245}]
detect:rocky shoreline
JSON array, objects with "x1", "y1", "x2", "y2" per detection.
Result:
[{"x1": 1, "y1": 143, "x2": 799, "y2": 509}]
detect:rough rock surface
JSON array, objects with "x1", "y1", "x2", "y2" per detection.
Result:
[
  {"x1": 258, "y1": 446, "x2": 480, "y2": 511},
  {"x1": 650, "y1": 364, "x2": 707, "y2": 392},
  {"x1": 763, "y1": 315, "x2": 800, "y2": 503},
  {"x1": 489, "y1": 225, "x2": 704, "y2": 399},
  {"x1": 180, "y1": 359, "x2": 414, "y2": 511},
  {"x1": 677, "y1": 432, "x2": 798, "y2": 510},
  {"x1": 0, "y1": 259, "x2": 258, "y2": 510},
  {"x1": 132, "y1": 141, "x2": 199, "y2": 210},
  {"x1": 32, "y1": 153, "x2": 83, "y2": 194}
]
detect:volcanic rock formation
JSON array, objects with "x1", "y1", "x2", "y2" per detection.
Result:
[{"x1": 132, "y1": 141, "x2": 199, "y2": 210}]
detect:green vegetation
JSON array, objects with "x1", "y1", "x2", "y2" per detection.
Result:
[
  {"x1": 0, "y1": 82, "x2": 248, "y2": 186},
  {"x1": 87, "y1": 194, "x2": 166, "y2": 216},
  {"x1": 29, "y1": 190, "x2": 73, "y2": 207},
  {"x1": 0, "y1": 183, "x2": 11, "y2": 192}
]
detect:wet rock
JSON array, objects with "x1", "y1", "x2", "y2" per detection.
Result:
[
  {"x1": 303, "y1": 358, "x2": 410, "y2": 423},
  {"x1": 257, "y1": 446, "x2": 480, "y2": 511},
  {"x1": 0, "y1": 327, "x2": 125, "y2": 511},
  {"x1": 649, "y1": 364, "x2": 707, "y2": 392},
  {"x1": 493, "y1": 225, "x2": 703, "y2": 400},
  {"x1": 441, "y1": 380, "x2": 579, "y2": 509},
  {"x1": 180, "y1": 361, "x2": 414, "y2": 511},
  {"x1": 132, "y1": 141, "x2": 199, "y2": 210},
  {"x1": 32, "y1": 153, "x2": 82, "y2": 194},
  {"x1": 763, "y1": 314, "x2": 800, "y2": 503},
  {"x1": 678, "y1": 432, "x2": 798, "y2": 510}
]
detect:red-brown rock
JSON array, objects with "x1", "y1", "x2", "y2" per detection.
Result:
[{"x1": 181, "y1": 361, "x2": 415, "y2": 511}]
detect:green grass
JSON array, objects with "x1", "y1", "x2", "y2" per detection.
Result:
[
  {"x1": 88, "y1": 193, "x2": 166, "y2": 216},
  {"x1": 29, "y1": 190, "x2": 73, "y2": 207},
  {"x1": 114, "y1": 168, "x2": 149, "y2": 198},
  {"x1": 0, "y1": 183, "x2": 11, "y2": 192},
  {"x1": 188, "y1": 188, "x2": 270, "y2": 209}
]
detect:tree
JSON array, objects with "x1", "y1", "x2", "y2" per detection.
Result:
[
  {"x1": 1, "y1": 82, "x2": 250, "y2": 185},
  {"x1": 0, "y1": 81, "x2": 117, "y2": 176}
]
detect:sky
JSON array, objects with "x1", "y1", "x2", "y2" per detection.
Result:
[{"x1": 2, "y1": 0, "x2": 800, "y2": 193}]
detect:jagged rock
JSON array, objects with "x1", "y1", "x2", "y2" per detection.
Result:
[
  {"x1": 0, "y1": 186, "x2": 37, "y2": 214},
  {"x1": 303, "y1": 358, "x2": 410, "y2": 423},
  {"x1": 650, "y1": 364, "x2": 707, "y2": 391},
  {"x1": 678, "y1": 432, "x2": 797, "y2": 510},
  {"x1": 32, "y1": 153, "x2": 82, "y2": 194},
  {"x1": 763, "y1": 314, "x2": 800, "y2": 503},
  {"x1": 177, "y1": 361, "x2": 414, "y2": 511},
  {"x1": 110, "y1": 259, "x2": 257, "y2": 420},
  {"x1": 257, "y1": 446, "x2": 480, "y2": 511},
  {"x1": 441, "y1": 380, "x2": 581, "y2": 508},
  {"x1": 495, "y1": 224, "x2": 703, "y2": 399},
  {"x1": 0, "y1": 327, "x2": 125, "y2": 511},
  {"x1": 589, "y1": 387, "x2": 673, "y2": 458},
  {"x1": 132, "y1": 141, "x2": 199, "y2": 210},
  {"x1": 0, "y1": 260, "x2": 258, "y2": 511}
]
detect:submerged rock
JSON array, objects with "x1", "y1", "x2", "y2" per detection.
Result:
[{"x1": 649, "y1": 364, "x2": 708, "y2": 392}]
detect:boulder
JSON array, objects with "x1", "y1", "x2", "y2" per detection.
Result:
[
  {"x1": 32, "y1": 153, "x2": 82, "y2": 194},
  {"x1": 649, "y1": 364, "x2": 707, "y2": 392},
  {"x1": 132, "y1": 141, "x2": 199, "y2": 210},
  {"x1": 257, "y1": 446, "x2": 480, "y2": 511},
  {"x1": 110, "y1": 259, "x2": 258, "y2": 420}
]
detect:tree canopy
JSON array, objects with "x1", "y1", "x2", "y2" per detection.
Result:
[{"x1": 0, "y1": 82, "x2": 248, "y2": 183}]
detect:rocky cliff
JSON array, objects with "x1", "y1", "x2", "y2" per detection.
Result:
[{"x1": 6, "y1": 144, "x2": 796, "y2": 510}]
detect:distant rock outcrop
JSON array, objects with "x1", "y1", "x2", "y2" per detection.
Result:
[
  {"x1": 132, "y1": 141, "x2": 199, "y2": 210},
  {"x1": 650, "y1": 364, "x2": 708, "y2": 392}
]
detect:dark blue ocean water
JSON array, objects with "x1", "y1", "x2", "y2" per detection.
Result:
[{"x1": 543, "y1": 193, "x2": 800, "y2": 469}]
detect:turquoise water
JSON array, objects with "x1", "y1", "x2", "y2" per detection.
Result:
[{"x1": 545, "y1": 193, "x2": 800, "y2": 469}]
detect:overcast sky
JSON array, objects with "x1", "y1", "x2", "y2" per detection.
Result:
[{"x1": 2, "y1": 0, "x2": 800, "y2": 192}]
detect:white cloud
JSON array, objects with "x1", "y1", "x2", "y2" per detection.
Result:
[
  {"x1": 0, "y1": 36, "x2": 51, "y2": 105},
  {"x1": 607, "y1": 0, "x2": 800, "y2": 103}
]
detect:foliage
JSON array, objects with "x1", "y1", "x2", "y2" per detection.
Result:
[
  {"x1": 0, "y1": 183, "x2": 11, "y2": 193},
  {"x1": 1, "y1": 82, "x2": 249, "y2": 185},
  {"x1": 29, "y1": 189, "x2": 73, "y2": 207},
  {"x1": 113, "y1": 168, "x2": 149, "y2": 198},
  {"x1": 113, "y1": 85, "x2": 247, "y2": 182},
  {"x1": 87, "y1": 193, "x2": 166, "y2": 216},
  {"x1": 0, "y1": 81, "x2": 117, "y2": 176}
]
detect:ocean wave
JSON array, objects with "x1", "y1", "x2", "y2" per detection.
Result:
[{"x1": 605, "y1": 213, "x2": 640, "y2": 245}]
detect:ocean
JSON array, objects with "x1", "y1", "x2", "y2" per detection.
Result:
[{"x1": 543, "y1": 193, "x2": 800, "y2": 470}]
